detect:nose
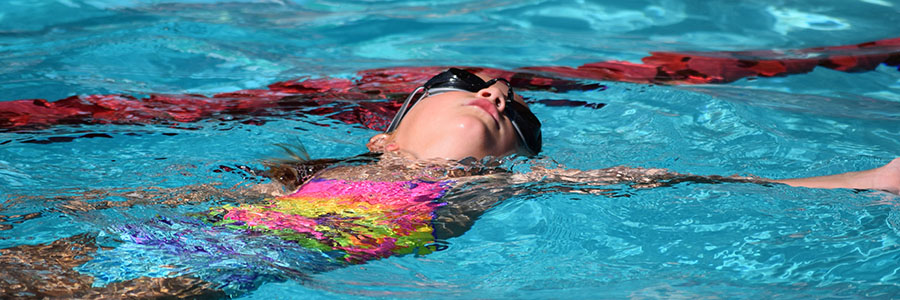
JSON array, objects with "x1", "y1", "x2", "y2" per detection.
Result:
[{"x1": 476, "y1": 86, "x2": 507, "y2": 112}]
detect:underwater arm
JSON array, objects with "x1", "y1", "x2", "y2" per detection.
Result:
[
  {"x1": 516, "y1": 158, "x2": 900, "y2": 194},
  {"x1": 513, "y1": 165, "x2": 768, "y2": 189},
  {"x1": 431, "y1": 159, "x2": 900, "y2": 241}
]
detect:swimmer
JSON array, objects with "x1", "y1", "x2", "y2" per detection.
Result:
[
  {"x1": 243, "y1": 67, "x2": 900, "y2": 266},
  {"x1": 3, "y1": 68, "x2": 899, "y2": 299},
  {"x1": 262, "y1": 68, "x2": 900, "y2": 195}
]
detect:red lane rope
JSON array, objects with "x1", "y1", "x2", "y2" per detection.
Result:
[
  {"x1": 2, "y1": 37, "x2": 899, "y2": 131},
  {"x1": 524, "y1": 37, "x2": 900, "y2": 84}
]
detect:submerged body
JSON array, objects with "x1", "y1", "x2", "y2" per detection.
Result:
[{"x1": 70, "y1": 170, "x2": 459, "y2": 294}]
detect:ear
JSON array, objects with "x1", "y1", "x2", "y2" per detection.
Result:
[{"x1": 367, "y1": 133, "x2": 398, "y2": 152}]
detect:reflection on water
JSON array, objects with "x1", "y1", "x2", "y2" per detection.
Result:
[{"x1": 2, "y1": 0, "x2": 900, "y2": 298}]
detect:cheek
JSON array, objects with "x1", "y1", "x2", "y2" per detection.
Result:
[{"x1": 499, "y1": 121, "x2": 519, "y2": 151}]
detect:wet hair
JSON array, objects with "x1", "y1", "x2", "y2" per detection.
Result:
[
  {"x1": 262, "y1": 152, "x2": 522, "y2": 191},
  {"x1": 263, "y1": 152, "x2": 381, "y2": 191}
]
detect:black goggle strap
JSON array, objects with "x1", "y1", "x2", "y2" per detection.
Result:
[
  {"x1": 504, "y1": 98, "x2": 542, "y2": 155},
  {"x1": 423, "y1": 86, "x2": 468, "y2": 95},
  {"x1": 385, "y1": 86, "x2": 424, "y2": 133},
  {"x1": 508, "y1": 118, "x2": 529, "y2": 153}
]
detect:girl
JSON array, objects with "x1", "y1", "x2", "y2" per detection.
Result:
[{"x1": 2, "y1": 68, "x2": 898, "y2": 299}]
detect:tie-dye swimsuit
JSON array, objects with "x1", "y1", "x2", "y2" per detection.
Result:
[
  {"x1": 78, "y1": 178, "x2": 454, "y2": 291},
  {"x1": 211, "y1": 178, "x2": 453, "y2": 263}
]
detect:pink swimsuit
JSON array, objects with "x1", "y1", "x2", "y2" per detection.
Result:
[{"x1": 211, "y1": 179, "x2": 452, "y2": 263}]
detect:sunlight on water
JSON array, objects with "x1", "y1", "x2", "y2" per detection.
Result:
[
  {"x1": 767, "y1": 6, "x2": 850, "y2": 35},
  {"x1": 2, "y1": 0, "x2": 900, "y2": 298}
]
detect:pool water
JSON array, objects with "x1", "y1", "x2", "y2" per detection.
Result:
[{"x1": 2, "y1": 0, "x2": 900, "y2": 298}]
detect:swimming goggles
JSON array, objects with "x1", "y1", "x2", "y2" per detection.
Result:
[{"x1": 385, "y1": 68, "x2": 542, "y2": 155}]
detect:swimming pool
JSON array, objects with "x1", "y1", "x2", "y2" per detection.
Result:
[{"x1": 2, "y1": 0, "x2": 900, "y2": 298}]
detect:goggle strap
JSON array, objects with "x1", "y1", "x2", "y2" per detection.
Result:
[
  {"x1": 508, "y1": 120, "x2": 530, "y2": 154},
  {"x1": 386, "y1": 86, "x2": 425, "y2": 133},
  {"x1": 423, "y1": 87, "x2": 469, "y2": 95}
]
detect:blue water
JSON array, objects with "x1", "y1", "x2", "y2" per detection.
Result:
[{"x1": 2, "y1": 0, "x2": 900, "y2": 298}]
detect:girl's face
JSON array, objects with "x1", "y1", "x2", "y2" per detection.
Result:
[{"x1": 389, "y1": 79, "x2": 528, "y2": 160}]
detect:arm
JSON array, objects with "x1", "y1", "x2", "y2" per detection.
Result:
[
  {"x1": 512, "y1": 165, "x2": 770, "y2": 189},
  {"x1": 431, "y1": 157, "x2": 900, "y2": 241},
  {"x1": 775, "y1": 158, "x2": 900, "y2": 194},
  {"x1": 514, "y1": 158, "x2": 900, "y2": 194}
]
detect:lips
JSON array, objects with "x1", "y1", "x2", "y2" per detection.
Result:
[{"x1": 466, "y1": 99, "x2": 500, "y2": 125}]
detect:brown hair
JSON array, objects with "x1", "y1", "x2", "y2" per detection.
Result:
[{"x1": 263, "y1": 152, "x2": 381, "y2": 191}]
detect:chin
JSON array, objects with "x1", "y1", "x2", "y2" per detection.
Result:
[
  {"x1": 399, "y1": 115, "x2": 512, "y2": 160},
  {"x1": 417, "y1": 127, "x2": 494, "y2": 160}
]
